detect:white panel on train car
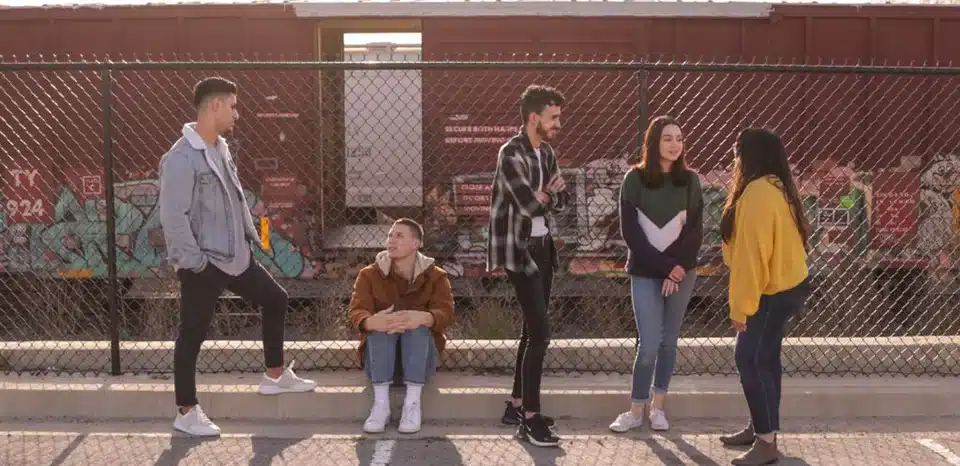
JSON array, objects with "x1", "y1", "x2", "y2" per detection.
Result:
[{"x1": 344, "y1": 42, "x2": 423, "y2": 208}]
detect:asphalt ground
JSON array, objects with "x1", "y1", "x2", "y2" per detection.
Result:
[{"x1": 2, "y1": 417, "x2": 958, "y2": 465}]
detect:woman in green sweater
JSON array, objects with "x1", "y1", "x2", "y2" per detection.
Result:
[{"x1": 609, "y1": 116, "x2": 703, "y2": 433}]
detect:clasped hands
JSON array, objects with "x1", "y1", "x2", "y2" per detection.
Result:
[{"x1": 364, "y1": 305, "x2": 434, "y2": 334}]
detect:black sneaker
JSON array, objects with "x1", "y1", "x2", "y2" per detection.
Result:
[
  {"x1": 501, "y1": 401, "x2": 555, "y2": 428},
  {"x1": 516, "y1": 413, "x2": 561, "y2": 447}
]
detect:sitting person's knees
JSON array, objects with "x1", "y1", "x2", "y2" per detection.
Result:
[
  {"x1": 408, "y1": 326, "x2": 431, "y2": 336},
  {"x1": 366, "y1": 330, "x2": 393, "y2": 340}
]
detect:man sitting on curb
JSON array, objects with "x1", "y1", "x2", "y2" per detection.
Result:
[{"x1": 348, "y1": 218, "x2": 455, "y2": 434}]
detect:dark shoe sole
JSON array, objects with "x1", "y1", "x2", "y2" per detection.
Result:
[
  {"x1": 731, "y1": 458, "x2": 778, "y2": 465},
  {"x1": 720, "y1": 436, "x2": 756, "y2": 447},
  {"x1": 515, "y1": 428, "x2": 560, "y2": 448},
  {"x1": 503, "y1": 411, "x2": 556, "y2": 429}
]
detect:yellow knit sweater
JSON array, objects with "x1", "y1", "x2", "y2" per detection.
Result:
[{"x1": 722, "y1": 176, "x2": 809, "y2": 324}]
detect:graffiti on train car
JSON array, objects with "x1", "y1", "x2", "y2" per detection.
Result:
[
  {"x1": 0, "y1": 153, "x2": 957, "y2": 282},
  {"x1": 437, "y1": 152, "x2": 960, "y2": 278},
  {"x1": 919, "y1": 153, "x2": 960, "y2": 256},
  {"x1": 0, "y1": 177, "x2": 313, "y2": 279}
]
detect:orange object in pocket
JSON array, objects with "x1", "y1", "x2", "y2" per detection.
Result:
[{"x1": 260, "y1": 217, "x2": 271, "y2": 251}]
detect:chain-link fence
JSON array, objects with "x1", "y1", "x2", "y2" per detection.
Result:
[{"x1": 0, "y1": 56, "x2": 958, "y2": 377}]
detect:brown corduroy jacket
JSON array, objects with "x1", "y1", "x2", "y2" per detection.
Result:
[{"x1": 348, "y1": 250, "x2": 455, "y2": 367}]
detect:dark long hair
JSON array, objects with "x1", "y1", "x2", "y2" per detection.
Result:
[
  {"x1": 719, "y1": 128, "x2": 810, "y2": 247},
  {"x1": 634, "y1": 115, "x2": 690, "y2": 187}
]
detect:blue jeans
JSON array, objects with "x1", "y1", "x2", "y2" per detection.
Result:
[
  {"x1": 735, "y1": 278, "x2": 810, "y2": 435},
  {"x1": 630, "y1": 273, "x2": 696, "y2": 403},
  {"x1": 364, "y1": 326, "x2": 438, "y2": 385}
]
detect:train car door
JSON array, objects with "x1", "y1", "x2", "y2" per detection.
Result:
[{"x1": 343, "y1": 37, "x2": 423, "y2": 210}]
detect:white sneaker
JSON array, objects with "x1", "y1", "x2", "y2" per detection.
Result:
[
  {"x1": 398, "y1": 401, "x2": 422, "y2": 434},
  {"x1": 173, "y1": 405, "x2": 221, "y2": 437},
  {"x1": 649, "y1": 408, "x2": 670, "y2": 431},
  {"x1": 363, "y1": 402, "x2": 391, "y2": 434},
  {"x1": 609, "y1": 411, "x2": 644, "y2": 433},
  {"x1": 258, "y1": 360, "x2": 318, "y2": 395}
]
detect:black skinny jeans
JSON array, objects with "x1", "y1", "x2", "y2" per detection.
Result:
[
  {"x1": 505, "y1": 236, "x2": 554, "y2": 414},
  {"x1": 174, "y1": 256, "x2": 289, "y2": 407}
]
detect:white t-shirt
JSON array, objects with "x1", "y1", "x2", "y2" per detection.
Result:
[{"x1": 531, "y1": 147, "x2": 549, "y2": 237}]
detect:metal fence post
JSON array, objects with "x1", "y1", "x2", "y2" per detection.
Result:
[
  {"x1": 632, "y1": 62, "x2": 649, "y2": 351},
  {"x1": 101, "y1": 67, "x2": 121, "y2": 376},
  {"x1": 637, "y1": 61, "x2": 649, "y2": 152}
]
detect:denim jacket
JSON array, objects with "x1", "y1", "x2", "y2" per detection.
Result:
[{"x1": 158, "y1": 123, "x2": 259, "y2": 272}]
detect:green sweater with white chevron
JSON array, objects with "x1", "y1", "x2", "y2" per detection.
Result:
[{"x1": 618, "y1": 166, "x2": 704, "y2": 278}]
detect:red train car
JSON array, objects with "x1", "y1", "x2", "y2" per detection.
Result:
[{"x1": 0, "y1": 0, "x2": 958, "y2": 297}]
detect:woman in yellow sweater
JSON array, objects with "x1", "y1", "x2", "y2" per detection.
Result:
[{"x1": 718, "y1": 128, "x2": 811, "y2": 466}]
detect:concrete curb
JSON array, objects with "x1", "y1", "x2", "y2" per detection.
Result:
[
  {"x1": 3, "y1": 336, "x2": 959, "y2": 375},
  {"x1": 2, "y1": 372, "x2": 959, "y2": 423}
]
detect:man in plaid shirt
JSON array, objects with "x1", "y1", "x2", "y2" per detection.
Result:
[{"x1": 486, "y1": 84, "x2": 570, "y2": 448}]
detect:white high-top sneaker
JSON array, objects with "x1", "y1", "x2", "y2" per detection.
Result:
[
  {"x1": 363, "y1": 402, "x2": 391, "y2": 434},
  {"x1": 173, "y1": 405, "x2": 221, "y2": 437},
  {"x1": 398, "y1": 401, "x2": 422, "y2": 434}
]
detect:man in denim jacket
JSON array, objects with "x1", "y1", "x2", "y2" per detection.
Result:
[{"x1": 158, "y1": 77, "x2": 316, "y2": 437}]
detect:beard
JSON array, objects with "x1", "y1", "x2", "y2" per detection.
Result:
[{"x1": 536, "y1": 122, "x2": 556, "y2": 142}]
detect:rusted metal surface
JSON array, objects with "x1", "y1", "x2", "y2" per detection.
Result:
[{"x1": 0, "y1": 2, "x2": 958, "y2": 291}]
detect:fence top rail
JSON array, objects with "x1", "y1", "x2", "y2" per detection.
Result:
[{"x1": 1, "y1": 59, "x2": 960, "y2": 75}]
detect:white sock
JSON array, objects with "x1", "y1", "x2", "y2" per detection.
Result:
[
  {"x1": 405, "y1": 383, "x2": 423, "y2": 406},
  {"x1": 373, "y1": 383, "x2": 390, "y2": 407}
]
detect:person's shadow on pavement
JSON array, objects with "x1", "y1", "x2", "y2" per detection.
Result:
[
  {"x1": 355, "y1": 436, "x2": 467, "y2": 466},
  {"x1": 154, "y1": 435, "x2": 217, "y2": 466},
  {"x1": 714, "y1": 440, "x2": 811, "y2": 466},
  {"x1": 642, "y1": 436, "x2": 810, "y2": 465},
  {"x1": 519, "y1": 442, "x2": 566, "y2": 466},
  {"x1": 248, "y1": 436, "x2": 310, "y2": 466}
]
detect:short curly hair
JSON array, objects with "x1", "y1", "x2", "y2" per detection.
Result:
[{"x1": 519, "y1": 84, "x2": 564, "y2": 124}]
